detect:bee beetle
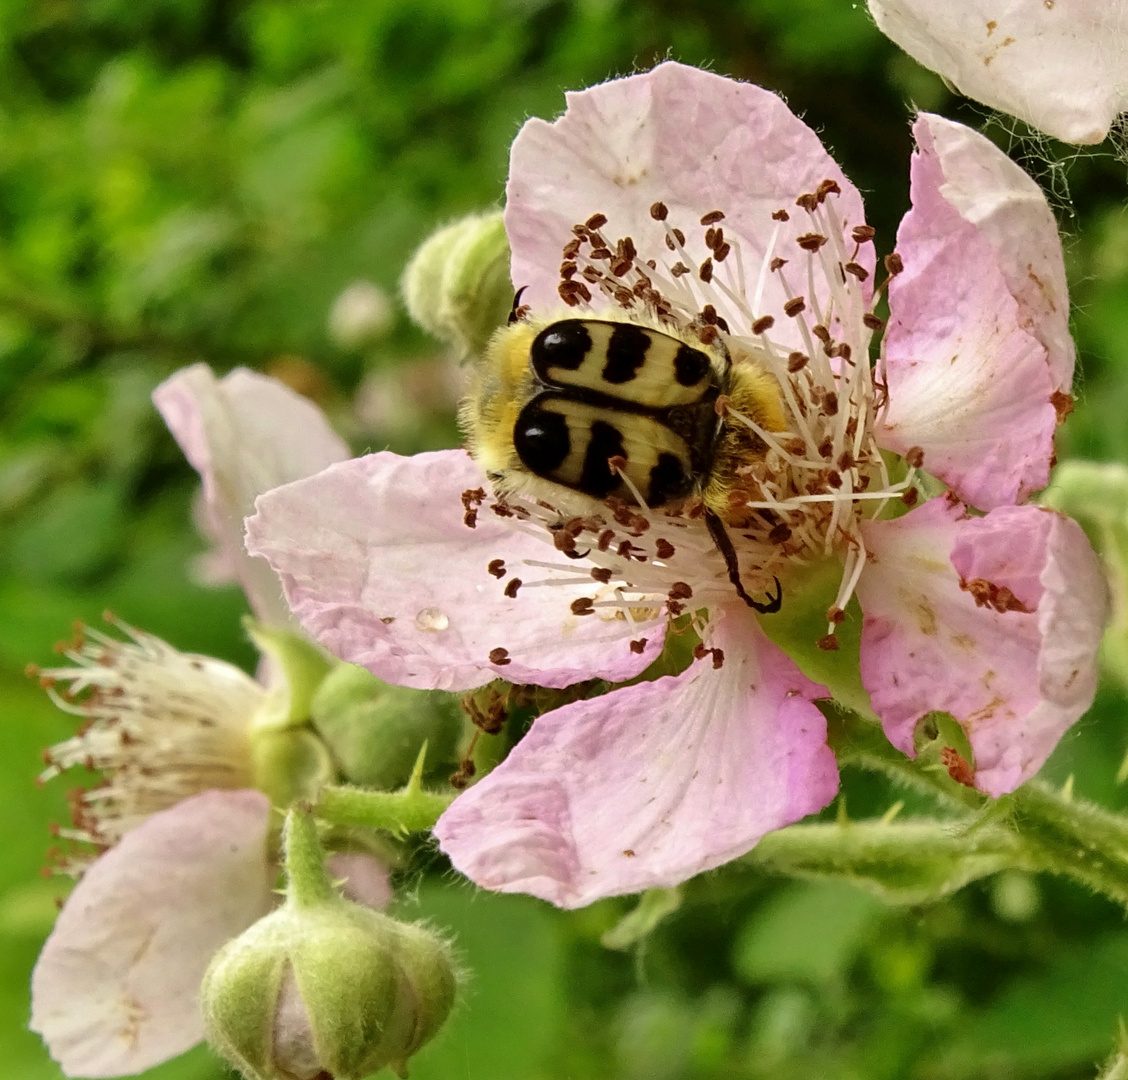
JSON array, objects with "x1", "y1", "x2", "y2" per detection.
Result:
[{"x1": 461, "y1": 299, "x2": 788, "y2": 613}]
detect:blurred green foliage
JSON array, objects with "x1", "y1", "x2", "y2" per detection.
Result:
[{"x1": 4, "y1": 1, "x2": 1128, "y2": 1078}]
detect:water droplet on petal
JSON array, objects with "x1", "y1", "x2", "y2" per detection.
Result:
[{"x1": 415, "y1": 607, "x2": 449, "y2": 632}]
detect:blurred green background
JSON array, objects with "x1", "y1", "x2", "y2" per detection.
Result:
[{"x1": 5, "y1": 1, "x2": 1128, "y2": 1078}]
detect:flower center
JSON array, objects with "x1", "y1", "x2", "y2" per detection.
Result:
[{"x1": 31, "y1": 616, "x2": 262, "y2": 872}]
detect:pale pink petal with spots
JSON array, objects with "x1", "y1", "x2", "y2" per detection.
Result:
[
  {"x1": 31, "y1": 790, "x2": 274, "y2": 1078},
  {"x1": 857, "y1": 497, "x2": 1107, "y2": 797},
  {"x1": 506, "y1": 60, "x2": 872, "y2": 350},
  {"x1": 867, "y1": 0, "x2": 1128, "y2": 144},
  {"x1": 245, "y1": 450, "x2": 665, "y2": 693},
  {"x1": 154, "y1": 365, "x2": 349, "y2": 627},
  {"x1": 877, "y1": 118, "x2": 1059, "y2": 510},
  {"x1": 434, "y1": 608, "x2": 838, "y2": 908}
]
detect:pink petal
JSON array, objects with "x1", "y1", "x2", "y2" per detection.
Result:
[
  {"x1": 878, "y1": 116, "x2": 1065, "y2": 509},
  {"x1": 857, "y1": 497, "x2": 1107, "y2": 797},
  {"x1": 324, "y1": 851, "x2": 393, "y2": 909},
  {"x1": 867, "y1": 0, "x2": 1128, "y2": 144},
  {"x1": 31, "y1": 791, "x2": 274, "y2": 1078},
  {"x1": 245, "y1": 450, "x2": 665, "y2": 693},
  {"x1": 434, "y1": 608, "x2": 839, "y2": 908},
  {"x1": 506, "y1": 60, "x2": 871, "y2": 347},
  {"x1": 153, "y1": 365, "x2": 350, "y2": 626}
]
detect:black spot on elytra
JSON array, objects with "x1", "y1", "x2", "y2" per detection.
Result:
[
  {"x1": 580, "y1": 420, "x2": 626, "y2": 497},
  {"x1": 674, "y1": 344, "x2": 709, "y2": 386},
  {"x1": 514, "y1": 402, "x2": 570, "y2": 476},
  {"x1": 532, "y1": 321, "x2": 591, "y2": 376},
  {"x1": 648, "y1": 453, "x2": 693, "y2": 506},
  {"x1": 602, "y1": 323, "x2": 651, "y2": 383}
]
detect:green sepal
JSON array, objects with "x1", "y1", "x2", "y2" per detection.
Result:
[
  {"x1": 601, "y1": 887, "x2": 682, "y2": 951},
  {"x1": 250, "y1": 727, "x2": 336, "y2": 809},
  {"x1": 310, "y1": 662, "x2": 462, "y2": 789},
  {"x1": 245, "y1": 618, "x2": 334, "y2": 730}
]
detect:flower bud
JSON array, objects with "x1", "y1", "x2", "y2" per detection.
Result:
[
  {"x1": 310, "y1": 663, "x2": 462, "y2": 789},
  {"x1": 401, "y1": 210, "x2": 512, "y2": 358},
  {"x1": 202, "y1": 811, "x2": 457, "y2": 1080}
]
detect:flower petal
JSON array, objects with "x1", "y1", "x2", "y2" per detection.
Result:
[
  {"x1": 506, "y1": 60, "x2": 871, "y2": 346},
  {"x1": 153, "y1": 365, "x2": 349, "y2": 626},
  {"x1": 877, "y1": 116, "x2": 1066, "y2": 509},
  {"x1": 245, "y1": 450, "x2": 665, "y2": 693},
  {"x1": 324, "y1": 851, "x2": 393, "y2": 909},
  {"x1": 434, "y1": 608, "x2": 839, "y2": 907},
  {"x1": 857, "y1": 497, "x2": 1107, "y2": 796},
  {"x1": 867, "y1": 0, "x2": 1128, "y2": 144},
  {"x1": 31, "y1": 790, "x2": 274, "y2": 1078}
]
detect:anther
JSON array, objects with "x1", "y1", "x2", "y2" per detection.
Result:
[
  {"x1": 770, "y1": 257, "x2": 787, "y2": 271},
  {"x1": 671, "y1": 262, "x2": 690, "y2": 277},
  {"x1": 817, "y1": 633, "x2": 840, "y2": 651},
  {"x1": 597, "y1": 530, "x2": 615, "y2": 551},
  {"x1": 590, "y1": 567, "x2": 613, "y2": 584},
  {"x1": 905, "y1": 446, "x2": 925, "y2": 468},
  {"x1": 783, "y1": 297, "x2": 806, "y2": 317},
  {"x1": 668, "y1": 582, "x2": 693, "y2": 600},
  {"x1": 884, "y1": 252, "x2": 904, "y2": 275},
  {"x1": 650, "y1": 202, "x2": 669, "y2": 221},
  {"x1": 585, "y1": 213, "x2": 608, "y2": 230},
  {"x1": 844, "y1": 262, "x2": 868, "y2": 281},
  {"x1": 714, "y1": 241, "x2": 731, "y2": 262},
  {"x1": 752, "y1": 315, "x2": 775, "y2": 334},
  {"x1": 768, "y1": 523, "x2": 792, "y2": 544},
  {"x1": 796, "y1": 192, "x2": 819, "y2": 212},
  {"x1": 827, "y1": 606, "x2": 846, "y2": 624},
  {"x1": 563, "y1": 238, "x2": 582, "y2": 258},
  {"x1": 504, "y1": 579, "x2": 522, "y2": 598},
  {"x1": 772, "y1": 209, "x2": 790, "y2": 222},
  {"x1": 901, "y1": 488, "x2": 919, "y2": 506},
  {"x1": 570, "y1": 598, "x2": 595, "y2": 616},
  {"x1": 487, "y1": 559, "x2": 506, "y2": 578},
  {"x1": 699, "y1": 259, "x2": 714, "y2": 283},
  {"x1": 816, "y1": 179, "x2": 841, "y2": 201},
  {"x1": 787, "y1": 351, "x2": 808, "y2": 373},
  {"x1": 823, "y1": 392, "x2": 839, "y2": 416},
  {"x1": 488, "y1": 647, "x2": 512, "y2": 666},
  {"x1": 629, "y1": 638, "x2": 648, "y2": 654},
  {"x1": 655, "y1": 538, "x2": 675, "y2": 560},
  {"x1": 700, "y1": 210, "x2": 725, "y2": 225},
  {"x1": 797, "y1": 233, "x2": 828, "y2": 252},
  {"x1": 852, "y1": 225, "x2": 876, "y2": 243}
]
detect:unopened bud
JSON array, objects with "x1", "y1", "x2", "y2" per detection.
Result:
[
  {"x1": 401, "y1": 211, "x2": 512, "y2": 358},
  {"x1": 310, "y1": 663, "x2": 461, "y2": 789},
  {"x1": 202, "y1": 810, "x2": 457, "y2": 1080}
]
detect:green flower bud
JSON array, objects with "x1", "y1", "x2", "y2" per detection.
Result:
[
  {"x1": 250, "y1": 727, "x2": 336, "y2": 809},
  {"x1": 310, "y1": 663, "x2": 462, "y2": 789},
  {"x1": 202, "y1": 811, "x2": 457, "y2": 1080},
  {"x1": 401, "y1": 211, "x2": 512, "y2": 358}
]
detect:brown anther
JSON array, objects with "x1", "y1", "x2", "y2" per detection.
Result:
[
  {"x1": 835, "y1": 343, "x2": 852, "y2": 363},
  {"x1": 590, "y1": 567, "x2": 613, "y2": 584},
  {"x1": 666, "y1": 600, "x2": 685, "y2": 616},
  {"x1": 818, "y1": 437, "x2": 834, "y2": 459},
  {"x1": 863, "y1": 312, "x2": 885, "y2": 331},
  {"x1": 646, "y1": 259, "x2": 656, "y2": 269},
  {"x1": 700, "y1": 210, "x2": 725, "y2": 225},
  {"x1": 673, "y1": 227, "x2": 686, "y2": 246},
  {"x1": 668, "y1": 582, "x2": 693, "y2": 600},
  {"x1": 697, "y1": 324, "x2": 719, "y2": 345},
  {"x1": 772, "y1": 209, "x2": 790, "y2": 222},
  {"x1": 852, "y1": 225, "x2": 876, "y2": 243},
  {"x1": 901, "y1": 487, "x2": 920, "y2": 506},
  {"x1": 699, "y1": 259, "x2": 714, "y2": 283},
  {"x1": 714, "y1": 241, "x2": 731, "y2": 262},
  {"x1": 655, "y1": 538, "x2": 675, "y2": 560},
  {"x1": 558, "y1": 280, "x2": 591, "y2": 306},
  {"x1": 787, "y1": 351, "x2": 808, "y2": 373},
  {"x1": 827, "y1": 606, "x2": 846, "y2": 625},
  {"x1": 650, "y1": 201, "x2": 669, "y2": 221},
  {"x1": 597, "y1": 529, "x2": 615, "y2": 551},
  {"x1": 796, "y1": 192, "x2": 819, "y2": 212},
  {"x1": 563, "y1": 238, "x2": 582, "y2": 258},
  {"x1": 630, "y1": 638, "x2": 648, "y2": 654},
  {"x1": 845, "y1": 417, "x2": 859, "y2": 440},
  {"x1": 610, "y1": 259, "x2": 632, "y2": 277},
  {"x1": 823, "y1": 392, "x2": 839, "y2": 416},
  {"x1": 884, "y1": 252, "x2": 904, "y2": 275},
  {"x1": 844, "y1": 261, "x2": 869, "y2": 281},
  {"x1": 704, "y1": 226, "x2": 718, "y2": 249},
  {"x1": 797, "y1": 233, "x2": 828, "y2": 252},
  {"x1": 488, "y1": 647, "x2": 511, "y2": 666},
  {"x1": 816, "y1": 179, "x2": 841, "y2": 201},
  {"x1": 770, "y1": 256, "x2": 787, "y2": 272},
  {"x1": 817, "y1": 633, "x2": 840, "y2": 651},
  {"x1": 613, "y1": 286, "x2": 633, "y2": 305},
  {"x1": 700, "y1": 304, "x2": 718, "y2": 325},
  {"x1": 607, "y1": 455, "x2": 629, "y2": 478},
  {"x1": 553, "y1": 531, "x2": 578, "y2": 554},
  {"x1": 671, "y1": 262, "x2": 690, "y2": 277},
  {"x1": 581, "y1": 265, "x2": 600, "y2": 282},
  {"x1": 589, "y1": 246, "x2": 612, "y2": 261},
  {"x1": 559, "y1": 262, "x2": 577, "y2": 280},
  {"x1": 941, "y1": 747, "x2": 976, "y2": 787},
  {"x1": 504, "y1": 579, "x2": 522, "y2": 598},
  {"x1": 837, "y1": 451, "x2": 855, "y2": 471},
  {"x1": 768, "y1": 523, "x2": 792, "y2": 544},
  {"x1": 905, "y1": 446, "x2": 925, "y2": 468},
  {"x1": 828, "y1": 470, "x2": 843, "y2": 489},
  {"x1": 572, "y1": 224, "x2": 589, "y2": 238},
  {"x1": 586, "y1": 213, "x2": 608, "y2": 230},
  {"x1": 809, "y1": 325, "x2": 829, "y2": 346},
  {"x1": 619, "y1": 237, "x2": 637, "y2": 261},
  {"x1": 570, "y1": 597, "x2": 596, "y2": 616},
  {"x1": 1051, "y1": 389, "x2": 1074, "y2": 423},
  {"x1": 959, "y1": 577, "x2": 1033, "y2": 614},
  {"x1": 449, "y1": 759, "x2": 477, "y2": 789},
  {"x1": 783, "y1": 297, "x2": 806, "y2": 317}
]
